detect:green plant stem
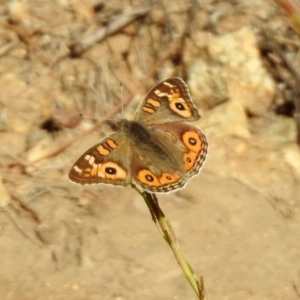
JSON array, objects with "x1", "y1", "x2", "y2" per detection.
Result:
[{"x1": 133, "y1": 185, "x2": 206, "y2": 300}]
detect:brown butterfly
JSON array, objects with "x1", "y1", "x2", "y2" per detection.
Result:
[{"x1": 69, "y1": 78, "x2": 208, "y2": 193}]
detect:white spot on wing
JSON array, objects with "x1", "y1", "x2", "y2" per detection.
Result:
[
  {"x1": 88, "y1": 155, "x2": 95, "y2": 165},
  {"x1": 84, "y1": 154, "x2": 91, "y2": 161},
  {"x1": 163, "y1": 82, "x2": 173, "y2": 88},
  {"x1": 74, "y1": 166, "x2": 82, "y2": 173}
]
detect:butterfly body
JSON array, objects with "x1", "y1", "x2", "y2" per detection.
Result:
[{"x1": 69, "y1": 78, "x2": 208, "y2": 193}]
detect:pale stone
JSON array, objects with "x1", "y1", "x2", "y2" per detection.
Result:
[
  {"x1": 7, "y1": 0, "x2": 29, "y2": 24},
  {"x1": 188, "y1": 58, "x2": 229, "y2": 109},
  {"x1": 207, "y1": 27, "x2": 275, "y2": 116},
  {"x1": 198, "y1": 99, "x2": 250, "y2": 139},
  {"x1": 265, "y1": 116, "x2": 297, "y2": 144}
]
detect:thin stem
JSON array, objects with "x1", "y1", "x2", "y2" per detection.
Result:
[{"x1": 132, "y1": 184, "x2": 206, "y2": 300}]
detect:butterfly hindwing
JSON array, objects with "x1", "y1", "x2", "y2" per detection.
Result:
[{"x1": 129, "y1": 122, "x2": 208, "y2": 193}]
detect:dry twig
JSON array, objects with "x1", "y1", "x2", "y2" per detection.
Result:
[{"x1": 69, "y1": 7, "x2": 152, "y2": 57}]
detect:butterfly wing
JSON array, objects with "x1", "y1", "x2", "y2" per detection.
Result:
[
  {"x1": 134, "y1": 77, "x2": 200, "y2": 125},
  {"x1": 131, "y1": 122, "x2": 208, "y2": 193},
  {"x1": 69, "y1": 132, "x2": 132, "y2": 187}
]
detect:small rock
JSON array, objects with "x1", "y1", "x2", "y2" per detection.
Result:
[
  {"x1": 266, "y1": 116, "x2": 297, "y2": 144},
  {"x1": 207, "y1": 27, "x2": 275, "y2": 116},
  {"x1": 199, "y1": 99, "x2": 250, "y2": 139},
  {"x1": 188, "y1": 58, "x2": 229, "y2": 109},
  {"x1": 6, "y1": 0, "x2": 29, "y2": 24}
]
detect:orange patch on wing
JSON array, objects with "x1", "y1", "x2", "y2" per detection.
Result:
[
  {"x1": 146, "y1": 98, "x2": 161, "y2": 107},
  {"x1": 183, "y1": 151, "x2": 197, "y2": 170},
  {"x1": 107, "y1": 139, "x2": 117, "y2": 149},
  {"x1": 159, "y1": 172, "x2": 180, "y2": 184},
  {"x1": 137, "y1": 169, "x2": 160, "y2": 186},
  {"x1": 142, "y1": 107, "x2": 155, "y2": 114},
  {"x1": 182, "y1": 131, "x2": 201, "y2": 153},
  {"x1": 91, "y1": 165, "x2": 98, "y2": 177},
  {"x1": 170, "y1": 92, "x2": 181, "y2": 98},
  {"x1": 97, "y1": 145, "x2": 110, "y2": 155},
  {"x1": 138, "y1": 170, "x2": 181, "y2": 186}
]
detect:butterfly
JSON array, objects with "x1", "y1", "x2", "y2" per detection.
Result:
[{"x1": 69, "y1": 77, "x2": 208, "y2": 193}]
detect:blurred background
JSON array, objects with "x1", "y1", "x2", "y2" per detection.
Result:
[{"x1": 0, "y1": 0, "x2": 300, "y2": 299}]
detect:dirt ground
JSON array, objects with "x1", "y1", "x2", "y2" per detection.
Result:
[{"x1": 0, "y1": 1, "x2": 300, "y2": 300}]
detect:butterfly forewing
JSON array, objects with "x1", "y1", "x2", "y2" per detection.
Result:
[
  {"x1": 134, "y1": 77, "x2": 200, "y2": 125},
  {"x1": 69, "y1": 133, "x2": 132, "y2": 187}
]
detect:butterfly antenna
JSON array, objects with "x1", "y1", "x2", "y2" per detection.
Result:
[{"x1": 120, "y1": 82, "x2": 124, "y2": 118}]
